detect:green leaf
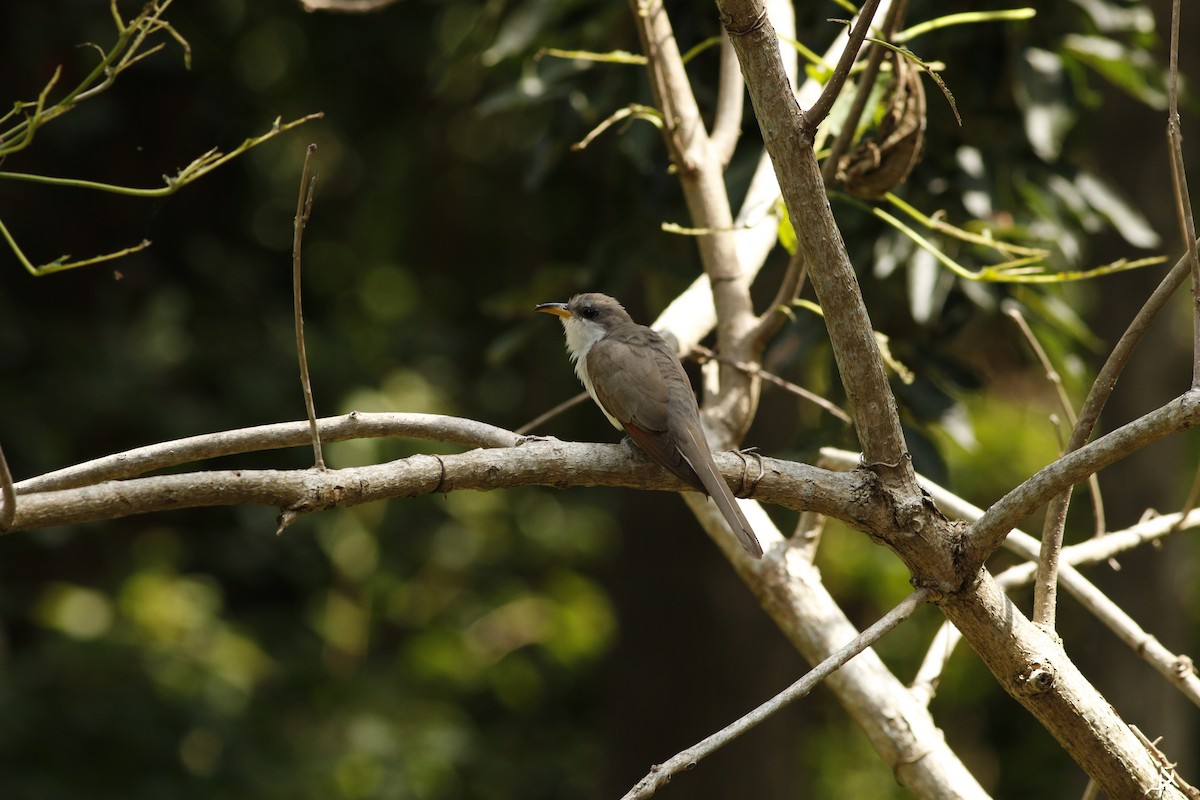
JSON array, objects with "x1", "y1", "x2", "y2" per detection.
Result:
[
  {"x1": 776, "y1": 199, "x2": 798, "y2": 255},
  {"x1": 1061, "y1": 34, "x2": 1167, "y2": 109},
  {"x1": 1075, "y1": 170, "x2": 1161, "y2": 248},
  {"x1": 1013, "y1": 48, "x2": 1076, "y2": 161}
]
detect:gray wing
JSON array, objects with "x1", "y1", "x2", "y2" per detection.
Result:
[
  {"x1": 588, "y1": 325, "x2": 764, "y2": 558},
  {"x1": 586, "y1": 326, "x2": 705, "y2": 493}
]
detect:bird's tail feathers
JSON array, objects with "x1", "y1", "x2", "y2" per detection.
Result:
[{"x1": 679, "y1": 427, "x2": 764, "y2": 559}]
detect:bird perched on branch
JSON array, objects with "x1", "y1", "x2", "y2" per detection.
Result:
[{"x1": 536, "y1": 293, "x2": 763, "y2": 558}]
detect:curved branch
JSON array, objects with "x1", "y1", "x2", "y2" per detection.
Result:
[
  {"x1": 709, "y1": 31, "x2": 745, "y2": 168},
  {"x1": 966, "y1": 390, "x2": 1200, "y2": 572},
  {"x1": 14, "y1": 412, "x2": 521, "y2": 494},
  {"x1": 5, "y1": 441, "x2": 875, "y2": 536}
]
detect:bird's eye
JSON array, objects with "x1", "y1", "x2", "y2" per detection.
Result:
[{"x1": 580, "y1": 306, "x2": 598, "y2": 319}]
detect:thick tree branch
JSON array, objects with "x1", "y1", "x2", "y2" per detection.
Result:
[
  {"x1": 941, "y1": 574, "x2": 1190, "y2": 798},
  {"x1": 912, "y1": 463, "x2": 1200, "y2": 709},
  {"x1": 709, "y1": 31, "x2": 744, "y2": 169},
  {"x1": 632, "y1": 0, "x2": 759, "y2": 444},
  {"x1": 682, "y1": 491, "x2": 989, "y2": 798},
  {"x1": 5, "y1": 441, "x2": 878, "y2": 536},
  {"x1": 717, "y1": 0, "x2": 917, "y2": 494}
]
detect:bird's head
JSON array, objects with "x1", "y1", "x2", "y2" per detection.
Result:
[{"x1": 535, "y1": 293, "x2": 633, "y2": 358}]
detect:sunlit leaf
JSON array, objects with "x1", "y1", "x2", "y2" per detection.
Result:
[
  {"x1": 1061, "y1": 33, "x2": 1167, "y2": 109},
  {"x1": 1014, "y1": 48, "x2": 1076, "y2": 161}
]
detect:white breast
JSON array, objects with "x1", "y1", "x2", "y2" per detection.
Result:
[{"x1": 561, "y1": 316, "x2": 622, "y2": 429}]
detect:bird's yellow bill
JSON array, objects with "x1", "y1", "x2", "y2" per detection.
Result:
[{"x1": 535, "y1": 302, "x2": 571, "y2": 318}]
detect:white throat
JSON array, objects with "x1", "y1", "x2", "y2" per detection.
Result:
[{"x1": 560, "y1": 316, "x2": 621, "y2": 429}]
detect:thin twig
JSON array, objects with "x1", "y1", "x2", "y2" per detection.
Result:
[
  {"x1": 690, "y1": 344, "x2": 853, "y2": 424},
  {"x1": 0, "y1": 443, "x2": 15, "y2": 532},
  {"x1": 1165, "y1": 0, "x2": 1200, "y2": 532},
  {"x1": 292, "y1": 144, "x2": 324, "y2": 469},
  {"x1": 802, "y1": 0, "x2": 885, "y2": 132},
  {"x1": 515, "y1": 392, "x2": 590, "y2": 435},
  {"x1": 750, "y1": 248, "x2": 807, "y2": 348},
  {"x1": 909, "y1": 614, "x2": 959, "y2": 706},
  {"x1": 790, "y1": 508, "x2": 826, "y2": 563},
  {"x1": 622, "y1": 588, "x2": 930, "y2": 800},
  {"x1": 1130, "y1": 726, "x2": 1200, "y2": 798},
  {"x1": 1171, "y1": 470, "x2": 1200, "y2": 535},
  {"x1": 13, "y1": 413, "x2": 522, "y2": 495},
  {"x1": 1003, "y1": 301, "x2": 1106, "y2": 627},
  {"x1": 1166, "y1": 0, "x2": 1200, "y2": 389},
  {"x1": 1015, "y1": 246, "x2": 1194, "y2": 626},
  {"x1": 820, "y1": 0, "x2": 908, "y2": 183}
]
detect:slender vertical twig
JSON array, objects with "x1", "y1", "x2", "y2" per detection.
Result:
[
  {"x1": 1165, "y1": 0, "x2": 1200, "y2": 532},
  {"x1": 801, "y1": 0, "x2": 884, "y2": 132},
  {"x1": 1004, "y1": 302, "x2": 1107, "y2": 627},
  {"x1": 0, "y1": 443, "x2": 15, "y2": 532},
  {"x1": 293, "y1": 143, "x2": 325, "y2": 469},
  {"x1": 1166, "y1": 0, "x2": 1199, "y2": 388},
  {"x1": 820, "y1": 0, "x2": 908, "y2": 183}
]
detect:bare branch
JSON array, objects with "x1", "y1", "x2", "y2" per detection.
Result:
[
  {"x1": 750, "y1": 249, "x2": 806, "y2": 347},
  {"x1": 5, "y1": 441, "x2": 876, "y2": 535},
  {"x1": 709, "y1": 31, "x2": 745, "y2": 168},
  {"x1": 820, "y1": 0, "x2": 909, "y2": 183},
  {"x1": 292, "y1": 143, "x2": 324, "y2": 469},
  {"x1": 941, "y1": 573, "x2": 1190, "y2": 798},
  {"x1": 622, "y1": 589, "x2": 930, "y2": 799},
  {"x1": 1004, "y1": 250, "x2": 1192, "y2": 625},
  {"x1": 690, "y1": 344, "x2": 852, "y2": 424},
  {"x1": 1165, "y1": 0, "x2": 1200, "y2": 388},
  {"x1": 13, "y1": 413, "x2": 521, "y2": 494},
  {"x1": 801, "y1": 0, "x2": 885, "y2": 132},
  {"x1": 718, "y1": 0, "x2": 915, "y2": 490},
  {"x1": 966, "y1": 391, "x2": 1200, "y2": 572},
  {"x1": 680, "y1": 489, "x2": 988, "y2": 797},
  {"x1": 1003, "y1": 301, "x2": 1105, "y2": 627},
  {"x1": 515, "y1": 392, "x2": 590, "y2": 435},
  {"x1": 826, "y1": 444, "x2": 1200, "y2": 711}
]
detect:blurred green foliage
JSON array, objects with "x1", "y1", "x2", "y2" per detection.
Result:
[{"x1": 0, "y1": 0, "x2": 1196, "y2": 797}]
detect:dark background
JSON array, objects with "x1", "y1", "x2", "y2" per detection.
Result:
[{"x1": 0, "y1": 0, "x2": 1197, "y2": 797}]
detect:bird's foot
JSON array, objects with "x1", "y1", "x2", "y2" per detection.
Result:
[{"x1": 732, "y1": 447, "x2": 766, "y2": 497}]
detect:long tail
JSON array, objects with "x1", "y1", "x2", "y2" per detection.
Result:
[{"x1": 679, "y1": 426, "x2": 764, "y2": 558}]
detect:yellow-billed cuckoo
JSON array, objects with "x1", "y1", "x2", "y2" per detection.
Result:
[{"x1": 535, "y1": 293, "x2": 763, "y2": 558}]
